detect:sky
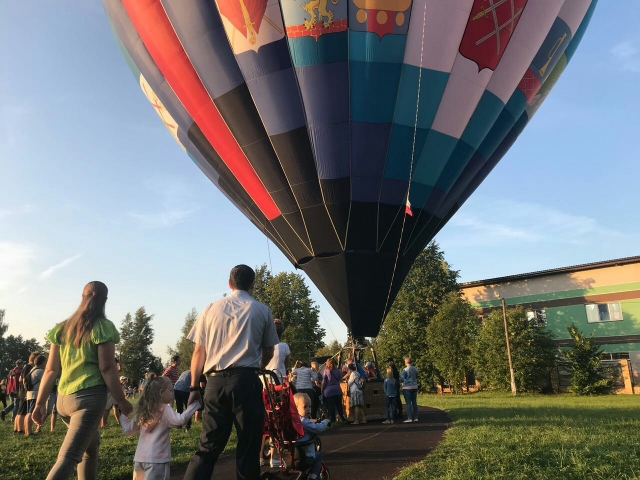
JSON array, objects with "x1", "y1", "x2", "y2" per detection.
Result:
[{"x1": 1, "y1": 1, "x2": 639, "y2": 363}]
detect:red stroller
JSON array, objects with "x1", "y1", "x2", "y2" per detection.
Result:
[{"x1": 260, "y1": 371, "x2": 330, "y2": 480}]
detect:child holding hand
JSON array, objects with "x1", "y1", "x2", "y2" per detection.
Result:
[
  {"x1": 118, "y1": 375, "x2": 200, "y2": 479},
  {"x1": 294, "y1": 392, "x2": 329, "y2": 480}
]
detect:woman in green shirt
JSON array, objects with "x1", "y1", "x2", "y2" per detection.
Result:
[{"x1": 33, "y1": 281, "x2": 133, "y2": 480}]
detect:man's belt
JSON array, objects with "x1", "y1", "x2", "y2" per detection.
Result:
[{"x1": 207, "y1": 367, "x2": 259, "y2": 377}]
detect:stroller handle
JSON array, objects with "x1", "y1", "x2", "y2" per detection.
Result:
[{"x1": 258, "y1": 369, "x2": 281, "y2": 385}]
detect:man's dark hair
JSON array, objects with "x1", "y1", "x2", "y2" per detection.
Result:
[
  {"x1": 171, "y1": 355, "x2": 180, "y2": 364},
  {"x1": 229, "y1": 265, "x2": 256, "y2": 291},
  {"x1": 274, "y1": 319, "x2": 284, "y2": 338}
]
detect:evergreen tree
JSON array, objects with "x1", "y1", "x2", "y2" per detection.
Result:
[
  {"x1": 168, "y1": 308, "x2": 198, "y2": 372},
  {"x1": 561, "y1": 324, "x2": 619, "y2": 395},
  {"x1": 118, "y1": 308, "x2": 159, "y2": 385},
  {"x1": 472, "y1": 306, "x2": 556, "y2": 392},
  {"x1": 253, "y1": 266, "x2": 325, "y2": 363},
  {"x1": 375, "y1": 242, "x2": 459, "y2": 390},
  {"x1": 426, "y1": 292, "x2": 477, "y2": 393}
]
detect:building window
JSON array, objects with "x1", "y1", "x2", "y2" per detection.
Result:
[
  {"x1": 585, "y1": 302, "x2": 623, "y2": 323},
  {"x1": 526, "y1": 309, "x2": 547, "y2": 326},
  {"x1": 601, "y1": 352, "x2": 629, "y2": 360}
]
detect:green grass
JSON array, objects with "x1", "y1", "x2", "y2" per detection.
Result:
[
  {"x1": 6, "y1": 394, "x2": 640, "y2": 479},
  {"x1": 0, "y1": 414, "x2": 236, "y2": 480},
  {"x1": 394, "y1": 392, "x2": 640, "y2": 480}
]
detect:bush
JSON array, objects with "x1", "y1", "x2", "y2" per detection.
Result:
[
  {"x1": 472, "y1": 306, "x2": 556, "y2": 392},
  {"x1": 560, "y1": 324, "x2": 619, "y2": 395}
]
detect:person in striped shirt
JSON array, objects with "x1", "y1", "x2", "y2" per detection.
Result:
[{"x1": 162, "y1": 356, "x2": 180, "y2": 386}]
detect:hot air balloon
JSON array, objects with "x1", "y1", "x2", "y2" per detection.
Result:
[{"x1": 103, "y1": 0, "x2": 597, "y2": 337}]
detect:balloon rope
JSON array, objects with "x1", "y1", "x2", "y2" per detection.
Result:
[
  {"x1": 382, "y1": 1, "x2": 427, "y2": 323},
  {"x1": 266, "y1": 235, "x2": 273, "y2": 273}
]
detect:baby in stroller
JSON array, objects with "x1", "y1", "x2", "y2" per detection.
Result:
[
  {"x1": 261, "y1": 372, "x2": 330, "y2": 480},
  {"x1": 293, "y1": 393, "x2": 329, "y2": 479}
]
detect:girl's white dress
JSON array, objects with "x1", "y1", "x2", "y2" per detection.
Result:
[{"x1": 120, "y1": 402, "x2": 199, "y2": 464}]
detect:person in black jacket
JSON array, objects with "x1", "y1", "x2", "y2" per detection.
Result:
[{"x1": 387, "y1": 358, "x2": 403, "y2": 419}]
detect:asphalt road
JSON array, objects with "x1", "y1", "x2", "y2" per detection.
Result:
[{"x1": 171, "y1": 406, "x2": 450, "y2": 479}]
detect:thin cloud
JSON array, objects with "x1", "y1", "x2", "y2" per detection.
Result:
[
  {"x1": 0, "y1": 203, "x2": 33, "y2": 221},
  {"x1": 440, "y1": 197, "x2": 627, "y2": 248},
  {"x1": 39, "y1": 254, "x2": 83, "y2": 280},
  {"x1": 1, "y1": 104, "x2": 33, "y2": 148},
  {"x1": 0, "y1": 242, "x2": 34, "y2": 292},
  {"x1": 127, "y1": 175, "x2": 199, "y2": 228},
  {"x1": 128, "y1": 209, "x2": 196, "y2": 228},
  {"x1": 611, "y1": 41, "x2": 640, "y2": 73}
]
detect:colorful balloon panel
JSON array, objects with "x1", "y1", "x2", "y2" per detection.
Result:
[{"x1": 103, "y1": 0, "x2": 597, "y2": 336}]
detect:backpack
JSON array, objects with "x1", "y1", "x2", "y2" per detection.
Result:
[
  {"x1": 25, "y1": 368, "x2": 42, "y2": 392},
  {"x1": 6, "y1": 374, "x2": 17, "y2": 397},
  {"x1": 355, "y1": 372, "x2": 366, "y2": 390}
]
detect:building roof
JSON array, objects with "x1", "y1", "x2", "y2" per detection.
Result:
[{"x1": 460, "y1": 256, "x2": 640, "y2": 288}]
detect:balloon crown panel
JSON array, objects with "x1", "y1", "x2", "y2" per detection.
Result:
[{"x1": 104, "y1": 0, "x2": 597, "y2": 336}]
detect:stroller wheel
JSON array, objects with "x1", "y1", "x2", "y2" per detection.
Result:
[
  {"x1": 319, "y1": 464, "x2": 330, "y2": 480},
  {"x1": 262, "y1": 437, "x2": 271, "y2": 459}
]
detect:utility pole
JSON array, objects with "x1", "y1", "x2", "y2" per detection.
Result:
[{"x1": 501, "y1": 298, "x2": 517, "y2": 395}]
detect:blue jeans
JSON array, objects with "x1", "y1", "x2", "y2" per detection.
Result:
[
  {"x1": 385, "y1": 396, "x2": 396, "y2": 421},
  {"x1": 2, "y1": 396, "x2": 17, "y2": 417},
  {"x1": 402, "y1": 389, "x2": 418, "y2": 420},
  {"x1": 301, "y1": 451, "x2": 322, "y2": 477}
]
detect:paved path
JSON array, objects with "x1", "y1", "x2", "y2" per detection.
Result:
[{"x1": 170, "y1": 406, "x2": 450, "y2": 479}]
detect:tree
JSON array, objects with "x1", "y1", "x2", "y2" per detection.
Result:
[
  {"x1": 252, "y1": 266, "x2": 325, "y2": 364},
  {"x1": 472, "y1": 306, "x2": 556, "y2": 392},
  {"x1": 168, "y1": 308, "x2": 198, "y2": 372},
  {"x1": 375, "y1": 242, "x2": 460, "y2": 391},
  {"x1": 426, "y1": 292, "x2": 477, "y2": 393},
  {"x1": 561, "y1": 324, "x2": 619, "y2": 395},
  {"x1": 315, "y1": 340, "x2": 342, "y2": 358},
  {"x1": 1, "y1": 335, "x2": 41, "y2": 376},
  {"x1": 0, "y1": 310, "x2": 8, "y2": 374},
  {"x1": 253, "y1": 264, "x2": 273, "y2": 307},
  {"x1": 118, "y1": 308, "x2": 160, "y2": 385}
]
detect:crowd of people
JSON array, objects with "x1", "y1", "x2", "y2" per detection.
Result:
[{"x1": 2, "y1": 265, "x2": 422, "y2": 480}]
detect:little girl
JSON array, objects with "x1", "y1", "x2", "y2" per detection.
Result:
[
  {"x1": 382, "y1": 367, "x2": 397, "y2": 424},
  {"x1": 347, "y1": 363, "x2": 366, "y2": 424},
  {"x1": 118, "y1": 375, "x2": 200, "y2": 479}
]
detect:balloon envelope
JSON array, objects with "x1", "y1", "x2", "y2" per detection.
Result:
[{"x1": 104, "y1": 0, "x2": 597, "y2": 336}]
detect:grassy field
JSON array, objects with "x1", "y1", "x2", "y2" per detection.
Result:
[
  {"x1": 0, "y1": 413, "x2": 236, "y2": 480},
  {"x1": 4, "y1": 393, "x2": 640, "y2": 479},
  {"x1": 395, "y1": 392, "x2": 640, "y2": 480}
]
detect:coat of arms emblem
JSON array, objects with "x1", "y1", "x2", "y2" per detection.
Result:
[{"x1": 459, "y1": 0, "x2": 529, "y2": 71}]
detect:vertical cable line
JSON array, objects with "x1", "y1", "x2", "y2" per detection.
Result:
[
  {"x1": 374, "y1": 2, "x2": 419, "y2": 253},
  {"x1": 382, "y1": 2, "x2": 428, "y2": 325}
]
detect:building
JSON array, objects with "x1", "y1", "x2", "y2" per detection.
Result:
[{"x1": 461, "y1": 256, "x2": 640, "y2": 393}]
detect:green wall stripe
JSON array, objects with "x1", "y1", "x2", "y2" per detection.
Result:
[{"x1": 468, "y1": 281, "x2": 640, "y2": 308}]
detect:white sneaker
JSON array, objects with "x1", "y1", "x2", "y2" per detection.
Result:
[
  {"x1": 403, "y1": 418, "x2": 413, "y2": 423},
  {"x1": 413, "y1": 418, "x2": 419, "y2": 422},
  {"x1": 270, "y1": 459, "x2": 281, "y2": 468},
  {"x1": 382, "y1": 420, "x2": 390, "y2": 424}
]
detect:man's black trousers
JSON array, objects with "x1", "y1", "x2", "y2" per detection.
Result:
[{"x1": 183, "y1": 371, "x2": 264, "y2": 480}]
